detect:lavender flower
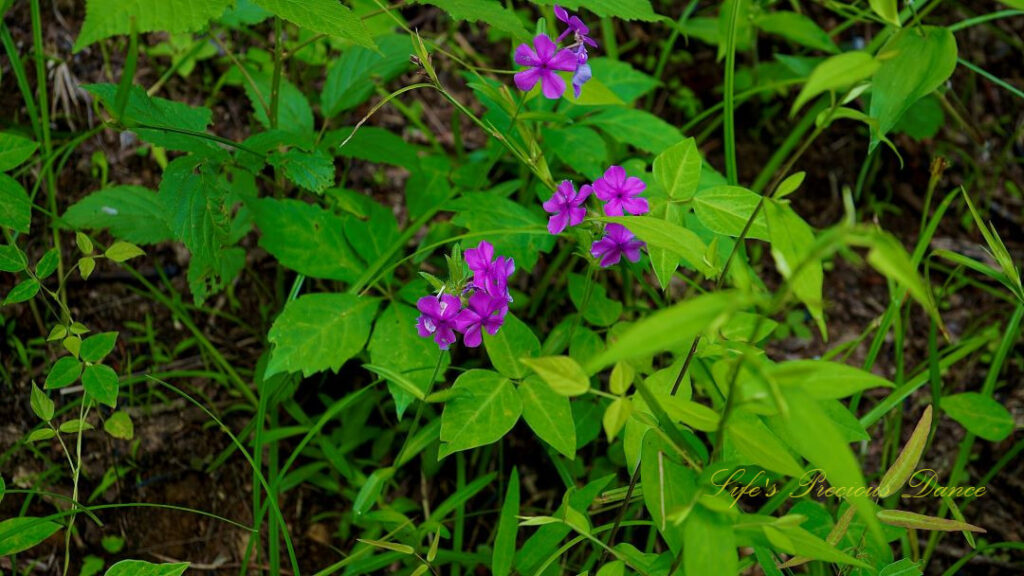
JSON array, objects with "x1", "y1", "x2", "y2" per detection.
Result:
[
  {"x1": 593, "y1": 165, "x2": 649, "y2": 216},
  {"x1": 571, "y1": 57, "x2": 592, "y2": 99},
  {"x1": 553, "y1": 5, "x2": 598, "y2": 48},
  {"x1": 543, "y1": 180, "x2": 591, "y2": 235},
  {"x1": 465, "y1": 240, "x2": 515, "y2": 302},
  {"x1": 591, "y1": 223, "x2": 645, "y2": 267},
  {"x1": 514, "y1": 34, "x2": 578, "y2": 99},
  {"x1": 416, "y1": 294, "x2": 462, "y2": 349},
  {"x1": 455, "y1": 292, "x2": 508, "y2": 348}
]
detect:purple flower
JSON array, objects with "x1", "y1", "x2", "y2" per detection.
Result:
[
  {"x1": 593, "y1": 165, "x2": 649, "y2": 216},
  {"x1": 514, "y1": 35, "x2": 578, "y2": 99},
  {"x1": 465, "y1": 241, "x2": 515, "y2": 301},
  {"x1": 591, "y1": 223, "x2": 645, "y2": 267},
  {"x1": 416, "y1": 294, "x2": 462, "y2": 349},
  {"x1": 554, "y1": 5, "x2": 598, "y2": 48},
  {"x1": 571, "y1": 56, "x2": 592, "y2": 99},
  {"x1": 455, "y1": 292, "x2": 508, "y2": 348},
  {"x1": 543, "y1": 180, "x2": 591, "y2": 235}
]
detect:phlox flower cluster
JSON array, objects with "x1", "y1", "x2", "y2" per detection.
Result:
[
  {"x1": 415, "y1": 241, "x2": 514, "y2": 350},
  {"x1": 514, "y1": 5, "x2": 596, "y2": 99}
]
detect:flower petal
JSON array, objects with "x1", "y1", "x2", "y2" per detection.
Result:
[
  {"x1": 462, "y1": 325, "x2": 483, "y2": 348},
  {"x1": 549, "y1": 48, "x2": 580, "y2": 72},
  {"x1": 553, "y1": 5, "x2": 569, "y2": 23},
  {"x1": 539, "y1": 70, "x2": 567, "y2": 99},
  {"x1": 604, "y1": 165, "x2": 627, "y2": 186},
  {"x1": 416, "y1": 295, "x2": 440, "y2": 317},
  {"x1": 533, "y1": 34, "x2": 557, "y2": 62},
  {"x1": 602, "y1": 198, "x2": 624, "y2": 217},
  {"x1": 623, "y1": 241, "x2": 644, "y2": 263},
  {"x1": 514, "y1": 43, "x2": 540, "y2": 67},
  {"x1": 548, "y1": 211, "x2": 569, "y2": 235},
  {"x1": 514, "y1": 68, "x2": 542, "y2": 93},
  {"x1": 592, "y1": 179, "x2": 615, "y2": 201},
  {"x1": 577, "y1": 184, "x2": 593, "y2": 203},
  {"x1": 621, "y1": 196, "x2": 649, "y2": 216}
]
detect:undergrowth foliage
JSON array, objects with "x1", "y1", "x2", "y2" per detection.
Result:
[{"x1": 1, "y1": 0, "x2": 1022, "y2": 575}]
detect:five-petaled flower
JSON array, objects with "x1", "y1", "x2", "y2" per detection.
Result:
[
  {"x1": 455, "y1": 292, "x2": 509, "y2": 348},
  {"x1": 593, "y1": 165, "x2": 650, "y2": 216},
  {"x1": 465, "y1": 240, "x2": 515, "y2": 302},
  {"x1": 553, "y1": 5, "x2": 596, "y2": 98},
  {"x1": 514, "y1": 34, "x2": 578, "y2": 99},
  {"x1": 591, "y1": 223, "x2": 645, "y2": 267},
  {"x1": 416, "y1": 294, "x2": 461, "y2": 350},
  {"x1": 543, "y1": 180, "x2": 591, "y2": 235}
]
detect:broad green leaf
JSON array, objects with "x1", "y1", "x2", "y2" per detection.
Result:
[
  {"x1": 412, "y1": 0, "x2": 530, "y2": 39},
  {"x1": 647, "y1": 202, "x2": 685, "y2": 290},
  {"x1": 518, "y1": 376, "x2": 576, "y2": 458},
  {"x1": 27, "y1": 429, "x2": 57, "y2": 442},
  {"x1": 104, "y1": 411, "x2": 135, "y2": 440},
  {"x1": 869, "y1": 0, "x2": 900, "y2": 26},
  {"x1": 685, "y1": 508, "x2": 738, "y2": 576},
  {"x1": 0, "y1": 517, "x2": 62, "y2": 555},
  {"x1": 253, "y1": 0, "x2": 374, "y2": 48},
  {"x1": 653, "y1": 137, "x2": 702, "y2": 201},
  {"x1": 81, "y1": 332, "x2": 119, "y2": 363},
  {"x1": 448, "y1": 193, "x2": 555, "y2": 271},
  {"x1": 876, "y1": 509, "x2": 985, "y2": 533},
  {"x1": 83, "y1": 364, "x2": 119, "y2": 408},
  {"x1": 565, "y1": 77, "x2": 625, "y2": 106},
  {"x1": 600, "y1": 216, "x2": 714, "y2": 277},
  {"x1": 4, "y1": 278, "x2": 40, "y2": 305},
  {"x1": 774, "y1": 171, "x2": 805, "y2": 199},
  {"x1": 727, "y1": 413, "x2": 804, "y2": 477},
  {"x1": 335, "y1": 191, "x2": 401, "y2": 266},
  {"x1": 74, "y1": 0, "x2": 231, "y2": 51},
  {"x1": 104, "y1": 241, "x2": 145, "y2": 262},
  {"x1": 250, "y1": 197, "x2": 363, "y2": 282},
  {"x1": 64, "y1": 186, "x2": 174, "y2": 244},
  {"x1": 763, "y1": 524, "x2": 869, "y2": 568},
  {"x1": 521, "y1": 356, "x2": 591, "y2": 396},
  {"x1": 243, "y1": 71, "x2": 314, "y2": 137},
  {"x1": 869, "y1": 26, "x2": 957, "y2": 150},
  {"x1": 640, "y1": 433, "x2": 696, "y2": 553},
  {"x1": 609, "y1": 362, "x2": 634, "y2": 395},
  {"x1": 322, "y1": 35, "x2": 412, "y2": 117},
  {"x1": 543, "y1": 125, "x2": 609, "y2": 180},
  {"x1": 45, "y1": 356, "x2": 83, "y2": 389},
  {"x1": 104, "y1": 560, "x2": 189, "y2": 576},
  {"x1": 0, "y1": 132, "x2": 39, "y2": 170},
  {"x1": 878, "y1": 405, "x2": 932, "y2": 497},
  {"x1": 267, "y1": 148, "x2": 333, "y2": 194},
  {"x1": 567, "y1": 273, "x2": 622, "y2": 327},
  {"x1": 439, "y1": 370, "x2": 522, "y2": 458},
  {"x1": 589, "y1": 58, "x2": 659, "y2": 104},
  {"x1": 692, "y1": 185, "x2": 769, "y2": 240},
  {"x1": 30, "y1": 384, "x2": 54, "y2": 422},
  {"x1": 769, "y1": 360, "x2": 893, "y2": 399},
  {"x1": 484, "y1": 313, "x2": 541, "y2": 380},
  {"x1": 756, "y1": 11, "x2": 838, "y2": 54},
  {"x1": 528, "y1": 0, "x2": 659, "y2": 21},
  {"x1": 765, "y1": 199, "x2": 825, "y2": 336},
  {"x1": 327, "y1": 126, "x2": 421, "y2": 170},
  {"x1": 662, "y1": 396, "x2": 720, "y2": 431},
  {"x1": 35, "y1": 248, "x2": 59, "y2": 279},
  {"x1": 83, "y1": 84, "x2": 218, "y2": 155},
  {"x1": 940, "y1": 393, "x2": 1014, "y2": 442},
  {"x1": 60, "y1": 419, "x2": 95, "y2": 434},
  {"x1": 879, "y1": 558, "x2": 923, "y2": 576},
  {"x1": 854, "y1": 229, "x2": 942, "y2": 327},
  {"x1": 586, "y1": 291, "x2": 747, "y2": 373},
  {"x1": 368, "y1": 303, "x2": 450, "y2": 418},
  {"x1": 266, "y1": 293, "x2": 379, "y2": 377},
  {"x1": 492, "y1": 469, "x2": 520, "y2": 576},
  {"x1": 0, "y1": 245, "x2": 27, "y2": 272},
  {"x1": 792, "y1": 51, "x2": 879, "y2": 114},
  {"x1": 0, "y1": 174, "x2": 31, "y2": 233},
  {"x1": 602, "y1": 397, "x2": 632, "y2": 441},
  {"x1": 583, "y1": 107, "x2": 682, "y2": 154}
]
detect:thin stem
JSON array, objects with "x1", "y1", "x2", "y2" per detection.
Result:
[{"x1": 722, "y1": 0, "x2": 740, "y2": 185}]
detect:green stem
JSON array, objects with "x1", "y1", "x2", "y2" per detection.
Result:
[{"x1": 722, "y1": 0, "x2": 740, "y2": 185}]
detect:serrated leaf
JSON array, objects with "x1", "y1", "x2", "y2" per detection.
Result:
[
  {"x1": 104, "y1": 241, "x2": 145, "y2": 262},
  {"x1": 322, "y1": 36, "x2": 412, "y2": 117},
  {"x1": 104, "y1": 411, "x2": 135, "y2": 440},
  {"x1": 84, "y1": 84, "x2": 219, "y2": 155},
  {"x1": 266, "y1": 293, "x2": 379, "y2": 378},
  {"x1": 45, "y1": 356, "x2": 83, "y2": 389},
  {"x1": 529, "y1": 0, "x2": 659, "y2": 21},
  {"x1": 518, "y1": 375, "x2": 576, "y2": 458},
  {"x1": 0, "y1": 517, "x2": 62, "y2": 555},
  {"x1": 81, "y1": 332, "x2": 119, "y2": 363},
  {"x1": 0, "y1": 174, "x2": 31, "y2": 233},
  {"x1": 253, "y1": 0, "x2": 374, "y2": 48},
  {"x1": 940, "y1": 393, "x2": 1014, "y2": 442},
  {"x1": 0, "y1": 132, "x2": 39, "y2": 171},
  {"x1": 439, "y1": 370, "x2": 521, "y2": 458},
  {"x1": 520, "y1": 356, "x2": 591, "y2": 396},
  {"x1": 267, "y1": 148, "x2": 334, "y2": 194},
  {"x1": 64, "y1": 186, "x2": 174, "y2": 245},
  {"x1": 74, "y1": 0, "x2": 231, "y2": 51},
  {"x1": 104, "y1": 560, "x2": 189, "y2": 576},
  {"x1": 878, "y1": 405, "x2": 932, "y2": 497},
  {"x1": 82, "y1": 364, "x2": 119, "y2": 408},
  {"x1": 251, "y1": 197, "x2": 364, "y2": 282},
  {"x1": 412, "y1": 0, "x2": 529, "y2": 39}
]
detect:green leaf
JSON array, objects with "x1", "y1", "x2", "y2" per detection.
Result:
[
  {"x1": 59, "y1": 419, "x2": 95, "y2": 433},
  {"x1": 567, "y1": 273, "x2": 622, "y2": 327},
  {"x1": 81, "y1": 331, "x2": 119, "y2": 363},
  {"x1": 30, "y1": 384, "x2": 54, "y2": 422},
  {"x1": 589, "y1": 57, "x2": 659, "y2": 104},
  {"x1": 765, "y1": 199, "x2": 825, "y2": 335},
  {"x1": 564, "y1": 77, "x2": 625, "y2": 106},
  {"x1": 601, "y1": 215, "x2": 715, "y2": 277},
  {"x1": 653, "y1": 137, "x2": 702, "y2": 201},
  {"x1": 80, "y1": 257, "x2": 96, "y2": 280},
  {"x1": 756, "y1": 11, "x2": 838, "y2": 53},
  {"x1": 27, "y1": 428, "x2": 57, "y2": 442},
  {"x1": 323, "y1": 36, "x2": 412, "y2": 117},
  {"x1": 357, "y1": 538, "x2": 414, "y2": 555},
  {"x1": 266, "y1": 293, "x2": 379, "y2": 378},
  {"x1": 104, "y1": 411, "x2": 135, "y2": 440},
  {"x1": 64, "y1": 186, "x2": 174, "y2": 244},
  {"x1": 328, "y1": 126, "x2": 421, "y2": 170},
  {"x1": 0, "y1": 517, "x2": 62, "y2": 555},
  {"x1": 520, "y1": 356, "x2": 591, "y2": 397},
  {"x1": 243, "y1": 71, "x2": 314, "y2": 137},
  {"x1": 529, "y1": 0, "x2": 659, "y2": 21},
  {"x1": 940, "y1": 393, "x2": 1014, "y2": 442},
  {"x1": 353, "y1": 467, "x2": 394, "y2": 516},
  {"x1": 727, "y1": 413, "x2": 804, "y2": 477},
  {"x1": 583, "y1": 107, "x2": 683, "y2": 154},
  {"x1": 74, "y1": 0, "x2": 231, "y2": 51},
  {"x1": 0, "y1": 132, "x2": 39, "y2": 170},
  {"x1": 35, "y1": 248, "x2": 59, "y2": 279},
  {"x1": 647, "y1": 202, "x2": 685, "y2": 290},
  {"x1": 104, "y1": 560, "x2": 189, "y2": 576},
  {"x1": 878, "y1": 405, "x2": 932, "y2": 497},
  {"x1": 448, "y1": 193, "x2": 555, "y2": 271},
  {"x1": 253, "y1": 0, "x2": 374, "y2": 48},
  {"x1": 602, "y1": 397, "x2": 632, "y2": 441},
  {"x1": 412, "y1": 0, "x2": 530, "y2": 39},
  {"x1": 640, "y1": 433, "x2": 696, "y2": 553},
  {"x1": 543, "y1": 126, "x2": 608, "y2": 180},
  {"x1": 4, "y1": 278, "x2": 40, "y2": 305},
  {"x1": 586, "y1": 291, "x2": 747, "y2": 374},
  {"x1": 868, "y1": 0, "x2": 900, "y2": 26},
  {"x1": 769, "y1": 360, "x2": 893, "y2": 399},
  {"x1": 684, "y1": 508, "x2": 738, "y2": 576},
  {"x1": 869, "y1": 26, "x2": 957, "y2": 150},
  {"x1": 439, "y1": 370, "x2": 522, "y2": 458},
  {"x1": 76, "y1": 232, "x2": 94, "y2": 255},
  {"x1": 0, "y1": 173, "x2": 31, "y2": 233},
  {"x1": 368, "y1": 303, "x2": 449, "y2": 418},
  {"x1": 692, "y1": 185, "x2": 769, "y2": 241},
  {"x1": 763, "y1": 523, "x2": 869, "y2": 568},
  {"x1": 492, "y1": 469, "x2": 520, "y2": 576},
  {"x1": 854, "y1": 229, "x2": 942, "y2": 327},
  {"x1": 518, "y1": 375, "x2": 576, "y2": 459},
  {"x1": 484, "y1": 313, "x2": 541, "y2": 380},
  {"x1": 82, "y1": 364, "x2": 119, "y2": 408},
  {"x1": 250, "y1": 197, "x2": 363, "y2": 282},
  {"x1": 267, "y1": 148, "x2": 333, "y2": 194},
  {"x1": 45, "y1": 356, "x2": 83, "y2": 389},
  {"x1": 0, "y1": 244, "x2": 27, "y2": 272},
  {"x1": 104, "y1": 241, "x2": 145, "y2": 262},
  {"x1": 876, "y1": 509, "x2": 985, "y2": 533},
  {"x1": 83, "y1": 84, "x2": 218, "y2": 155},
  {"x1": 792, "y1": 51, "x2": 879, "y2": 114},
  {"x1": 879, "y1": 558, "x2": 923, "y2": 576}
]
